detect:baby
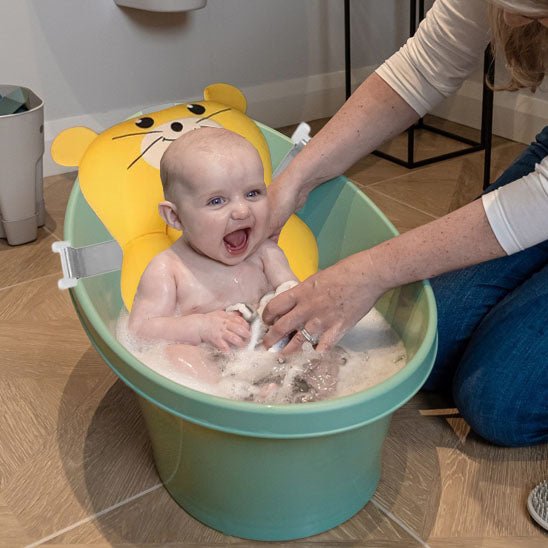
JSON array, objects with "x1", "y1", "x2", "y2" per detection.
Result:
[{"x1": 128, "y1": 127, "x2": 298, "y2": 384}]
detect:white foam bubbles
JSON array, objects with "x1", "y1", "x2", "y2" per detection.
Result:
[{"x1": 116, "y1": 308, "x2": 407, "y2": 404}]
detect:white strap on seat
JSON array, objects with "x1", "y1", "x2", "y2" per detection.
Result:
[{"x1": 52, "y1": 240, "x2": 122, "y2": 289}]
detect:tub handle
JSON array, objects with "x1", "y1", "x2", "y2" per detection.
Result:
[
  {"x1": 52, "y1": 240, "x2": 123, "y2": 290},
  {"x1": 272, "y1": 122, "x2": 311, "y2": 178}
]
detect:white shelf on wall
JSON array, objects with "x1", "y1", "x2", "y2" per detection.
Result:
[{"x1": 114, "y1": 0, "x2": 206, "y2": 12}]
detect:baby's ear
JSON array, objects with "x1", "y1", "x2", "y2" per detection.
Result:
[{"x1": 158, "y1": 201, "x2": 183, "y2": 231}]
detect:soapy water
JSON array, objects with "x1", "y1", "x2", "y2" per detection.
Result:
[{"x1": 116, "y1": 308, "x2": 407, "y2": 404}]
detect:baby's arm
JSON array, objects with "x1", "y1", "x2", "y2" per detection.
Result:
[
  {"x1": 129, "y1": 254, "x2": 249, "y2": 350},
  {"x1": 249, "y1": 241, "x2": 298, "y2": 352},
  {"x1": 260, "y1": 239, "x2": 299, "y2": 289}
]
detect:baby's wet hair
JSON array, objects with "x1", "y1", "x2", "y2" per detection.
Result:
[{"x1": 160, "y1": 127, "x2": 258, "y2": 200}]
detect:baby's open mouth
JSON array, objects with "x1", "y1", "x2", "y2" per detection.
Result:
[{"x1": 223, "y1": 228, "x2": 250, "y2": 255}]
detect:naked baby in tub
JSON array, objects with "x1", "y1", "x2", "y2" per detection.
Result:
[{"x1": 128, "y1": 127, "x2": 299, "y2": 384}]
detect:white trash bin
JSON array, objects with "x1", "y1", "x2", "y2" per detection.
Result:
[{"x1": 0, "y1": 85, "x2": 45, "y2": 245}]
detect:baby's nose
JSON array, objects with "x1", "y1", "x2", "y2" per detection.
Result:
[{"x1": 231, "y1": 200, "x2": 250, "y2": 219}]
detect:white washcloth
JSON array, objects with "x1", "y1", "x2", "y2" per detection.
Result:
[{"x1": 226, "y1": 280, "x2": 298, "y2": 352}]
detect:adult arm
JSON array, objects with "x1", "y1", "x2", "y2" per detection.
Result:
[
  {"x1": 269, "y1": 0, "x2": 490, "y2": 234},
  {"x1": 265, "y1": 150, "x2": 548, "y2": 352},
  {"x1": 268, "y1": 74, "x2": 419, "y2": 234},
  {"x1": 263, "y1": 198, "x2": 505, "y2": 353}
]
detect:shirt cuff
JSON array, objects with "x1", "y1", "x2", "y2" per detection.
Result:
[
  {"x1": 482, "y1": 190, "x2": 522, "y2": 255},
  {"x1": 482, "y1": 160, "x2": 548, "y2": 255}
]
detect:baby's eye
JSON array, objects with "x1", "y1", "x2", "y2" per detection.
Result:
[
  {"x1": 207, "y1": 196, "x2": 226, "y2": 206},
  {"x1": 246, "y1": 189, "x2": 263, "y2": 199}
]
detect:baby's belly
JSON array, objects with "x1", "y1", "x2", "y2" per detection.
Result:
[
  {"x1": 179, "y1": 281, "x2": 270, "y2": 315},
  {"x1": 222, "y1": 282, "x2": 271, "y2": 309}
]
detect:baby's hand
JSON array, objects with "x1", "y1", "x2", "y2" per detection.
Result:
[{"x1": 200, "y1": 311, "x2": 251, "y2": 351}]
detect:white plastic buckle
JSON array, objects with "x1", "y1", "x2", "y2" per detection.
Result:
[
  {"x1": 272, "y1": 122, "x2": 311, "y2": 178},
  {"x1": 52, "y1": 240, "x2": 123, "y2": 290}
]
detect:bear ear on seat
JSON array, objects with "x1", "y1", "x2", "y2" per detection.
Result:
[
  {"x1": 203, "y1": 83, "x2": 247, "y2": 113},
  {"x1": 51, "y1": 127, "x2": 98, "y2": 167}
]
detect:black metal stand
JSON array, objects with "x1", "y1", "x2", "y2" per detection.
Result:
[
  {"x1": 344, "y1": 0, "x2": 352, "y2": 100},
  {"x1": 344, "y1": 0, "x2": 495, "y2": 189}
]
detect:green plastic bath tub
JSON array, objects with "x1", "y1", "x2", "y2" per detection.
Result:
[{"x1": 64, "y1": 122, "x2": 437, "y2": 541}]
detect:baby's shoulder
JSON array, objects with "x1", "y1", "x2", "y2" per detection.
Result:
[
  {"x1": 257, "y1": 238, "x2": 283, "y2": 255},
  {"x1": 142, "y1": 248, "x2": 191, "y2": 281},
  {"x1": 255, "y1": 239, "x2": 286, "y2": 262}
]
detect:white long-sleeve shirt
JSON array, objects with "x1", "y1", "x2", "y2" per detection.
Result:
[{"x1": 375, "y1": 0, "x2": 548, "y2": 255}]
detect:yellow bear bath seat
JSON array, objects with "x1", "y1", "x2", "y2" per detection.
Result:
[{"x1": 52, "y1": 83, "x2": 318, "y2": 310}]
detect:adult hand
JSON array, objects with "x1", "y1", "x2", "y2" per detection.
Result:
[
  {"x1": 262, "y1": 252, "x2": 387, "y2": 353},
  {"x1": 268, "y1": 169, "x2": 311, "y2": 241}
]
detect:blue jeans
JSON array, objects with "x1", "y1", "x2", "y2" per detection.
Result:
[{"x1": 425, "y1": 126, "x2": 548, "y2": 447}]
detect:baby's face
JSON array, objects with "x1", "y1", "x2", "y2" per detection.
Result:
[{"x1": 174, "y1": 146, "x2": 270, "y2": 265}]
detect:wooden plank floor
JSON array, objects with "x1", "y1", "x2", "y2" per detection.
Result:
[{"x1": 0, "y1": 116, "x2": 546, "y2": 547}]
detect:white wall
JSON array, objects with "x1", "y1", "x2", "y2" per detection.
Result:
[
  {"x1": 2, "y1": 1, "x2": 545, "y2": 176},
  {"x1": 2, "y1": 0, "x2": 406, "y2": 175},
  {"x1": 6, "y1": 0, "x2": 341, "y2": 120},
  {"x1": 433, "y1": 60, "x2": 548, "y2": 145}
]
